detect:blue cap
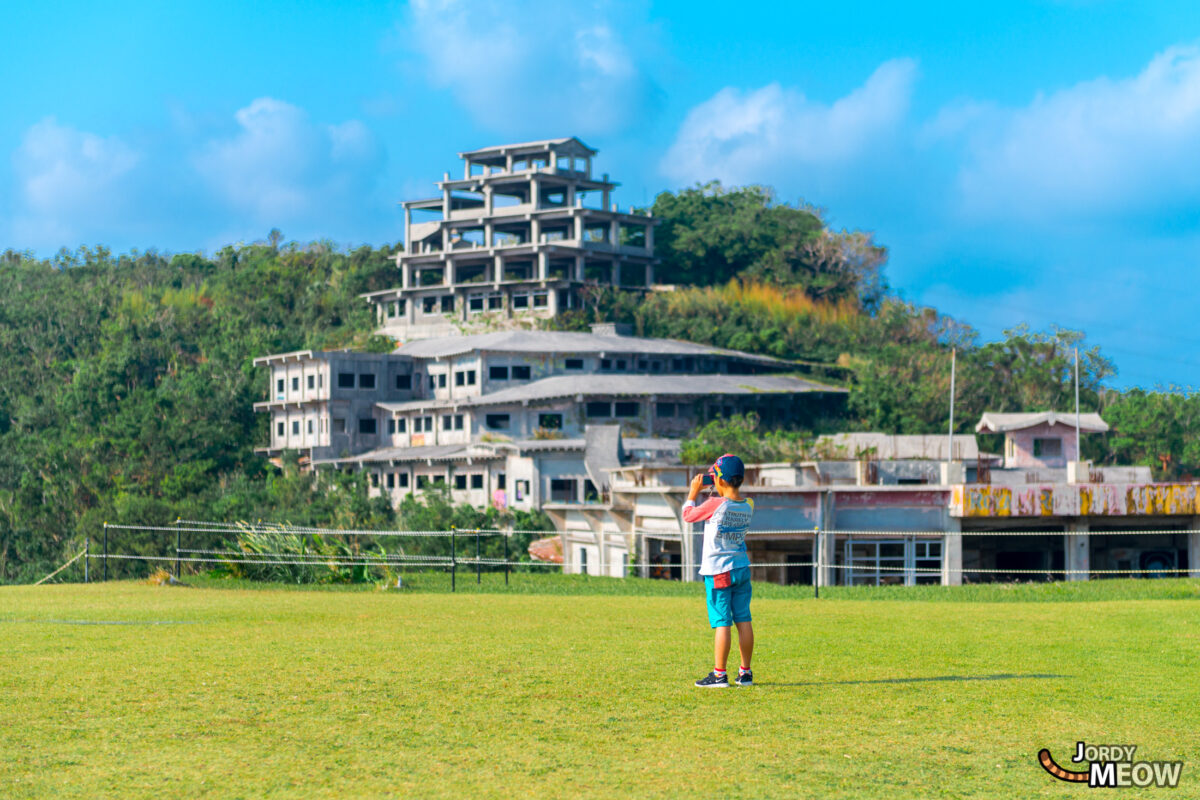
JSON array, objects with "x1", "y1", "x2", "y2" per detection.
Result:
[{"x1": 711, "y1": 453, "x2": 744, "y2": 481}]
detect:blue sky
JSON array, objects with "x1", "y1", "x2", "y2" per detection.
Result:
[{"x1": 3, "y1": 0, "x2": 1200, "y2": 388}]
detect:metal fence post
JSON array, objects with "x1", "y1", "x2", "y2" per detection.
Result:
[
  {"x1": 103, "y1": 522, "x2": 109, "y2": 582},
  {"x1": 175, "y1": 526, "x2": 182, "y2": 578},
  {"x1": 814, "y1": 526, "x2": 820, "y2": 600},
  {"x1": 84, "y1": 534, "x2": 89, "y2": 583},
  {"x1": 451, "y1": 528, "x2": 456, "y2": 593},
  {"x1": 504, "y1": 530, "x2": 509, "y2": 586},
  {"x1": 476, "y1": 529, "x2": 481, "y2": 585}
]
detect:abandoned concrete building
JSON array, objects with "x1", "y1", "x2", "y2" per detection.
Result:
[
  {"x1": 363, "y1": 138, "x2": 658, "y2": 340},
  {"x1": 551, "y1": 412, "x2": 1199, "y2": 586},
  {"x1": 253, "y1": 325, "x2": 845, "y2": 512},
  {"x1": 253, "y1": 136, "x2": 1198, "y2": 588}
]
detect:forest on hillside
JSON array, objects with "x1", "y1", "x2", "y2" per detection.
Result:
[{"x1": 2, "y1": 182, "x2": 1198, "y2": 582}]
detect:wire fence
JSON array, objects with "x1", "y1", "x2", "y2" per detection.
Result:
[{"x1": 39, "y1": 521, "x2": 1193, "y2": 591}]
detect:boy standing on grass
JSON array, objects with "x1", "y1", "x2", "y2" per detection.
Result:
[{"x1": 683, "y1": 454, "x2": 754, "y2": 688}]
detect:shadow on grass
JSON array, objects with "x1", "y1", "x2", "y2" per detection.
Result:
[{"x1": 757, "y1": 672, "x2": 1068, "y2": 687}]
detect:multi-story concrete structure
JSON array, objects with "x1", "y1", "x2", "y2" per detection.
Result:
[
  {"x1": 363, "y1": 138, "x2": 658, "y2": 340},
  {"x1": 254, "y1": 326, "x2": 846, "y2": 509},
  {"x1": 551, "y1": 414, "x2": 1200, "y2": 586}
]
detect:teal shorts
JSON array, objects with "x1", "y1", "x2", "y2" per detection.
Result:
[{"x1": 704, "y1": 566, "x2": 752, "y2": 628}]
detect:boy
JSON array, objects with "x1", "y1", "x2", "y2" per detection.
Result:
[{"x1": 682, "y1": 453, "x2": 754, "y2": 688}]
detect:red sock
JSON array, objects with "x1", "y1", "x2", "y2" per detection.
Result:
[{"x1": 714, "y1": 667, "x2": 727, "y2": 677}]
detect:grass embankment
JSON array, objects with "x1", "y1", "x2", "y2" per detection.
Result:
[{"x1": 2, "y1": 577, "x2": 1198, "y2": 798}]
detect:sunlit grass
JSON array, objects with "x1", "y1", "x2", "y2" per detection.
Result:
[{"x1": 2, "y1": 578, "x2": 1198, "y2": 798}]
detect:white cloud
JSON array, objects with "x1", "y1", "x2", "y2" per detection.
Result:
[
  {"x1": 660, "y1": 59, "x2": 917, "y2": 186},
  {"x1": 9, "y1": 118, "x2": 140, "y2": 247},
  {"x1": 406, "y1": 0, "x2": 658, "y2": 136},
  {"x1": 937, "y1": 44, "x2": 1200, "y2": 221},
  {"x1": 193, "y1": 98, "x2": 383, "y2": 227}
]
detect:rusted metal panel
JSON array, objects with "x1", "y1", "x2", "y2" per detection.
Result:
[{"x1": 950, "y1": 483, "x2": 1200, "y2": 518}]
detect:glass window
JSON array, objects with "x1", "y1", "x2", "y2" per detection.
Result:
[
  {"x1": 454, "y1": 414, "x2": 464, "y2": 430},
  {"x1": 512, "y1": 366, "x2": 531, "y2": 380},
  {"x1": 277, "y1": 421, "x2": 284, "y2": 436},
  {"x1": 455, "y1": 371, "x2": 465, "y2": 386},
  {"x1": 441, "y1": 295, "x2": 454, "y2": 313},
  {"x1": 442, "y1": 414, "x2": 453, "y2": 431},
  {"x1": 397, "y1": 299, "x2": 406, "y2": 314},
  {"x1": 471, "y1": 474, "x2": 484, "y2": 489},
  {"x1": 423, "y1": 297, "x2": 438, "y2": 314},
  {"x1": 387, "y1": 419, "x2": 396, "y2": 434},
  {"x1": 533, "y1": 292, "x2": 548, "y2": 307},
  {"x1": 307, "y1": 420, "x2": 314, "y2": 434},
  {"x1": 538, "y1": 413, "x2": 563, "y2": 429},
  {"x1": 656, "y1": 402, "x2": 676, "y2": 417},
  {"x1": 386, "y1": 472, "x2": 395, "y2": 489},
  {"x1": 395, "y1": 374, "x2": 411, "y2": 390},
  {"x1": 429, "y1": 375, "x2": 436, "y2": 391},
  {"x1": 486, "y1": 414, "x2": 510, "y2": 429},
  {"x1": 490, "y1": 366, "x2": 509, "y2": 380},
  {"x1": 337, "y1": 372, "x2": 355, "y2": 388},
  {"x1": 467, "y1": 370, "x2": 476, "y2": 385},
  {"x1": 291, "y1": 421, "x2": 300, "y2": 435},
  {"x1": 614, "y1": 401, "x2": 639, "y2": 417},
  {"x1": 358, "y1": 418, "x2": 377, "y2": 435},
  {"x1": 398, "y1": 472, "x2": 409, "y2": 488},
  {"x1": 291, "y1": 377, "x2": 299, "y2": 391},
  {"x1": 600, "y1": 359, "x2": 611, "y2": 370},
  {"x1": 488, "y1": 295, "x2": 502, "y2": 310},
  {"x1": 438, "y1": 374, "x2": 447, "y2": 388},
  {"x1": 454, "y1": 475, "x2": 467, "y2": 490},
  {"x1": 586, "y1": 402, "x2": 611, "y2": 417},
  {"x1": 358, "y1": 373, "x2": 376, "y2": 389},
  {"x1": 397, "y1": 418, "x2": 407, "y2": 433},
  {"x1": 565, "y1": 358, "x2": 583, "y2": 370},
  {"x1": 307, "y1": 375, "x2": 315, "y2": 390},
  {"x1": 370, "y1": 472, "x2": 379, "y2": 488},
  {"x1": 497, "y1": 473, "x2": 506, "y2": 489},
  {"x1": 512, "y1": 294, "x2": 530, "y2": 309},
  {"x1": 276, "y1": 378, "x2": 284, "y2": 393}
]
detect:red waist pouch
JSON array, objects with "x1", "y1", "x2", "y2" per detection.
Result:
[{"x1": 713, "y1": 570, "x2": 732, "y2": 589}]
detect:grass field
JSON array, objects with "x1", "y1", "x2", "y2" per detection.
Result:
[{"x1": 3, "y1": 575, "x2": 1199, "y2": 798}]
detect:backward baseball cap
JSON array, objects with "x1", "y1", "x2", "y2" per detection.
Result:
[{"x1": 711, "y1": 453, "x2": 744, "y2": 480}]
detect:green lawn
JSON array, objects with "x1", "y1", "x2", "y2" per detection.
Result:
[{"x1": 2, "y1": 577, "x2": 1199, "y2": 798}]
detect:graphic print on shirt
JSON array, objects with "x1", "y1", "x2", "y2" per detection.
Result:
[{"x1": 714, "y1": 501, "x2": 753, "y2": 549}]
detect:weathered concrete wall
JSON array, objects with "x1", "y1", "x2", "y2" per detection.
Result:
[{"x1": 952, "y1": 483, "x2": 1200, "y2": 518}]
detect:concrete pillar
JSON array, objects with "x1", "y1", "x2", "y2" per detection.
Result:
[
  {"x1": 402, "y1": 262, "x2": 411, "y2": 289},
  {"x1": 942, "y1": 516, "x2": 962, "y2": 586},
  {"x1": 573, "y1": 214, "x2": 583, "y2": 241},
  {"x1": 530, "y1": 178, "x2": 539, "y2": 210},
  {"x1": 484, "y1": 186, "x2": 493, "y2": 216},
  {"x1": 609, "y1": 219, "x2": 619, "y2": 249},
  {"x1": 484, "y1": 222, "x2": 493, "y2": 250},
  {"x1": 816, "y1": 489, "x2": 836, "y2": 587},
  {"x1": 537, "y1": 251, "x2": 548, "y2": 281},
  {"x1": 574, "y1": 254, "x2": 585, "y2": 282},
  {"x1": 610, "y1": 261, "x2": 620, "y2": 287},
  {"x1": 645, "y1": 222, "x2": 654, "y2": 253},
  {"x1": 1065, "y1": 520, "x2": 1090, "y2": 581},
  {"x1": 530, "y1": 216, "x2": 541, "y2": 245},
  {"x1": 493, "y1": 255, "x2": 503, "y2": 284},
  {"x1": 1189, "y1": 517, "x2": 1200, "y2": 577},
  {"x1": 645, "y1": 262, "x2": 654, "y2": 287}
]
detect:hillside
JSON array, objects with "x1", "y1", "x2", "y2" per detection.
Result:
[{"x1": 1, "y1": 185, "x2": 1197, "y2": 581}]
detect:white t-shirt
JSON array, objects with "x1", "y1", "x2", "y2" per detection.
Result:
[{"x1": 682, "y1": 495, "x2": 754, "y2": 576}]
